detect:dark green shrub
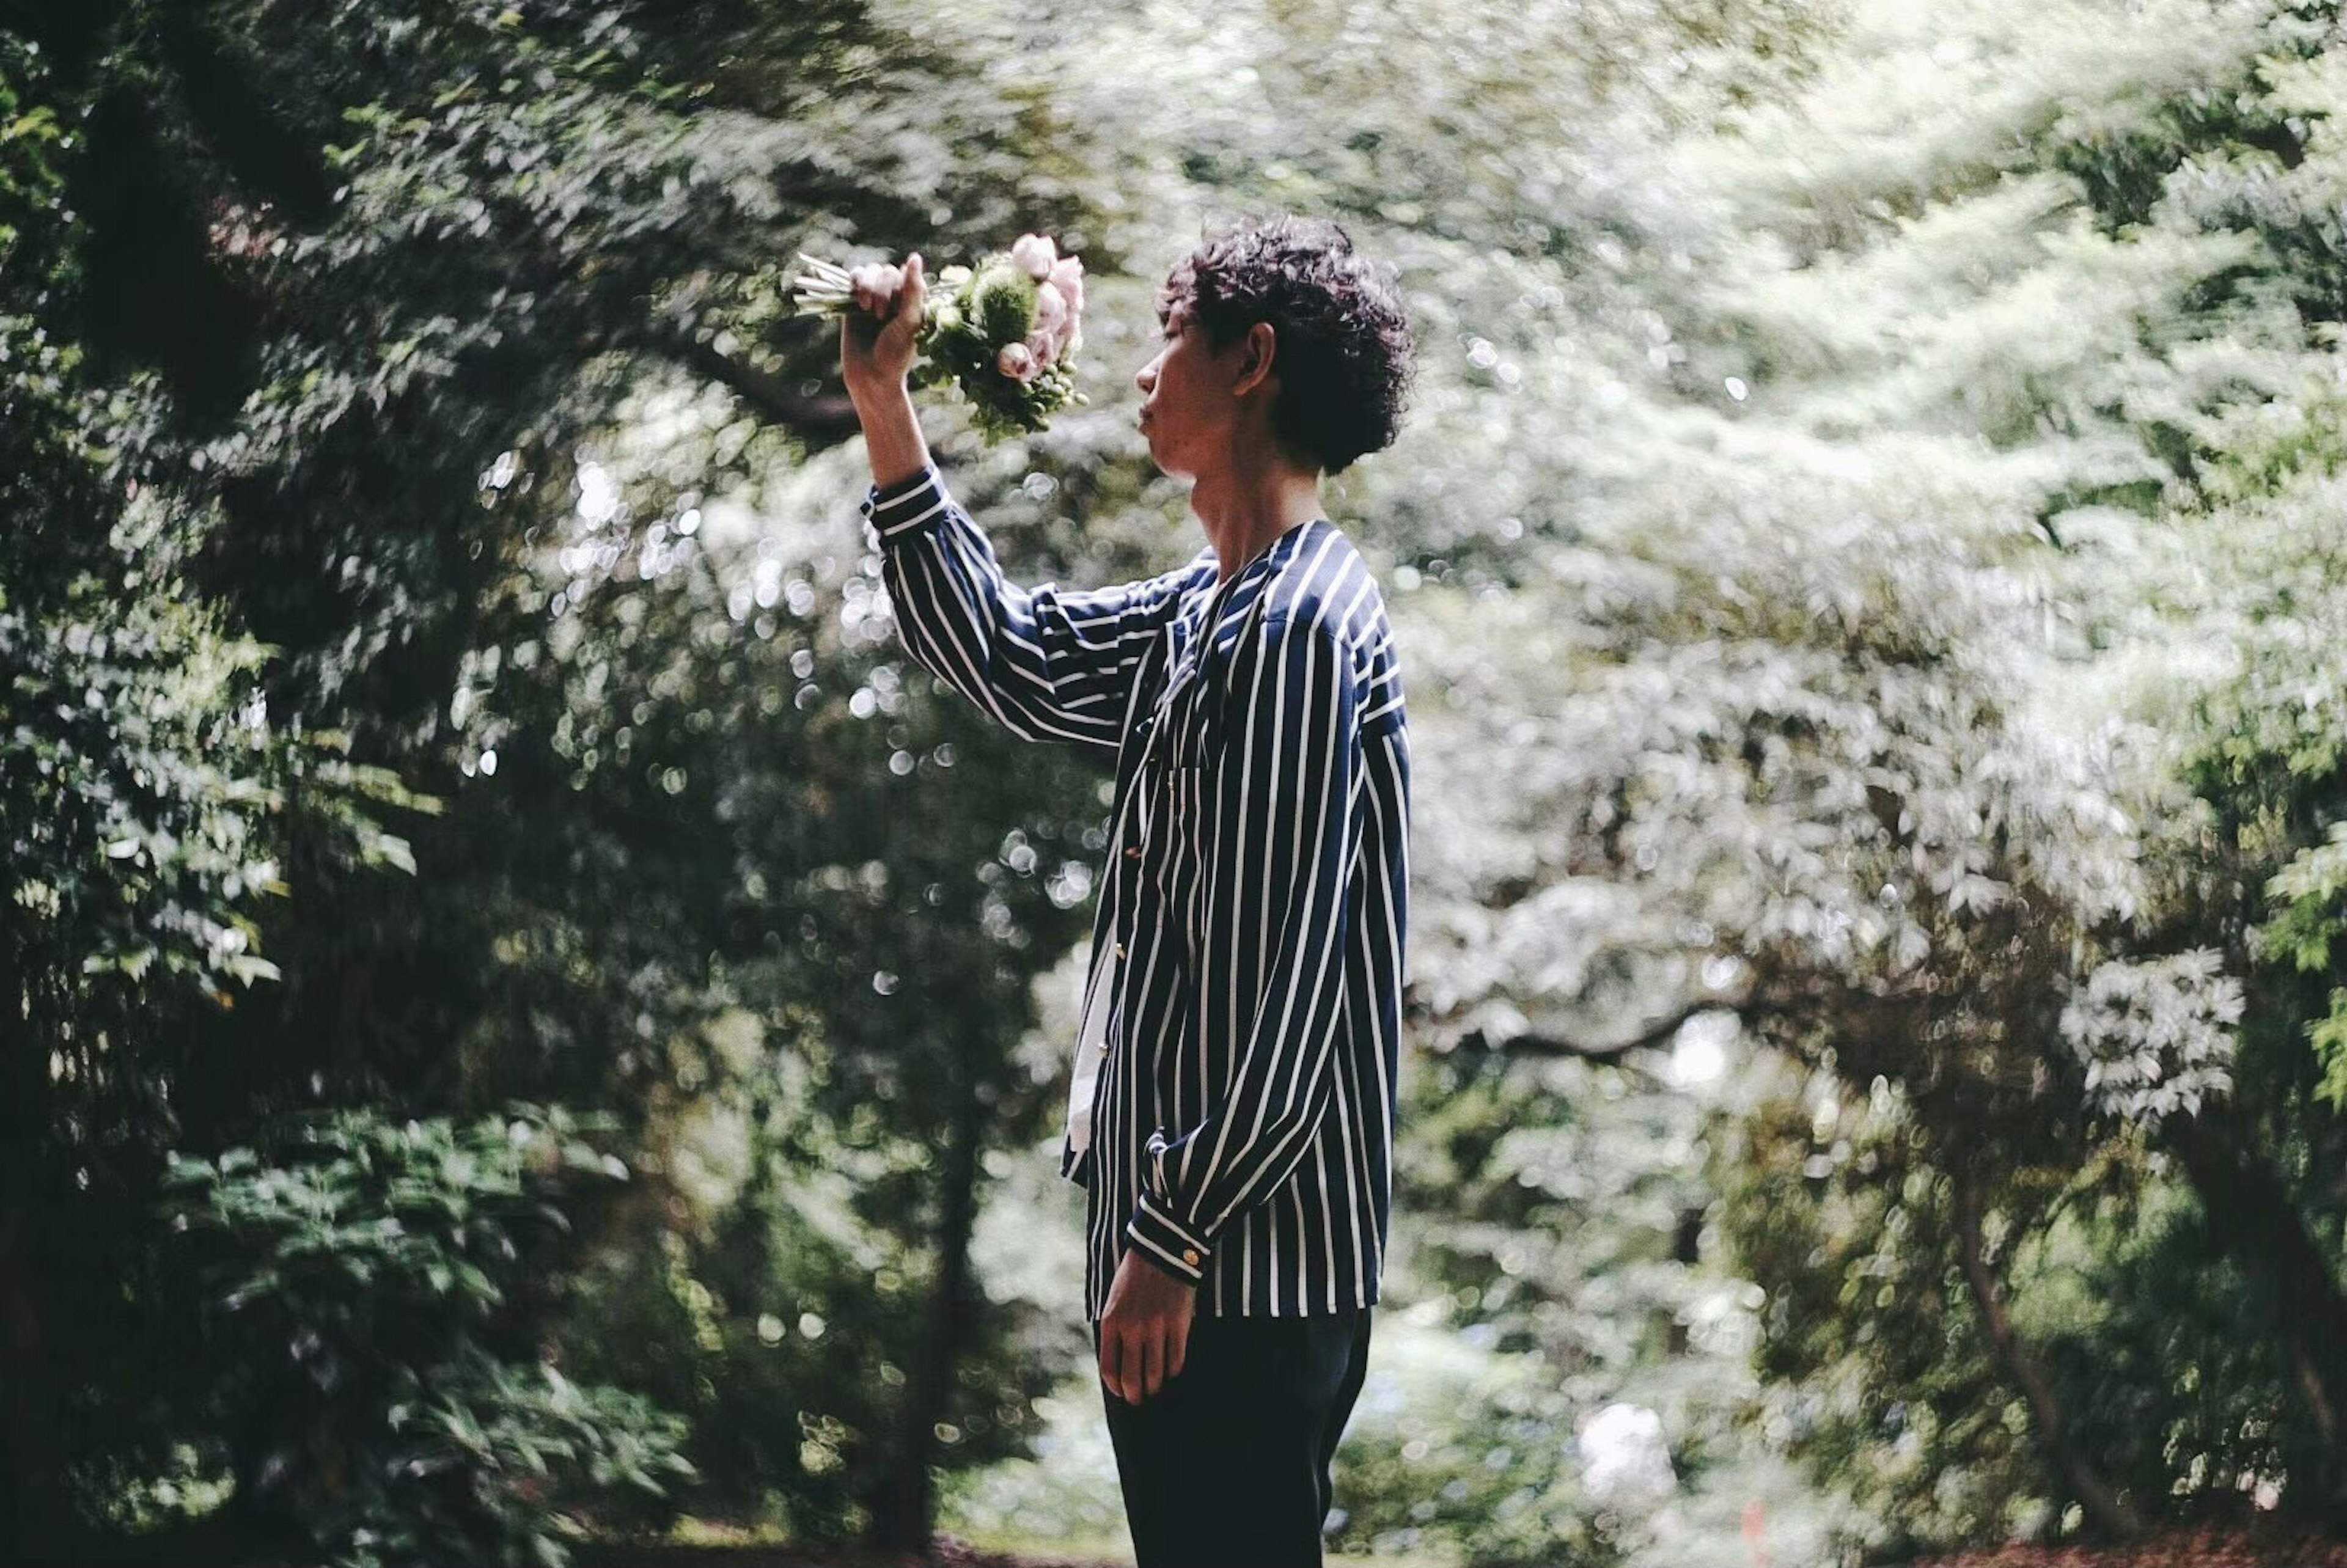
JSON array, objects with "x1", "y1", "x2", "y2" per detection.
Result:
[{"x1": 160, "y1": 1104, "x2": 694, "y2": 1568}]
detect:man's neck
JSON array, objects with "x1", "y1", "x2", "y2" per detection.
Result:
[{"x1": 1192, "y1": 462, "x2": 1325, "y2": 585}]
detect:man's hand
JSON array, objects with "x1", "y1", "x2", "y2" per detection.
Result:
[
  {"x1": 1097, "y1": 1247, "x2": 1197, "y2": 1405},
  {"x1": 841, "y1": 252, "x2": 926, "y2": 409}
]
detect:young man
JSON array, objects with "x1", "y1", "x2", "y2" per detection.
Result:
[{"x1": 840, "y1": 214, "x2": 1415, "y2": 1566}]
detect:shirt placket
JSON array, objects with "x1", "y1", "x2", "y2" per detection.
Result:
[
  {"x1": 1084, "y1": 601, "x2": 1208, "y2": 1104},
  {"x1": 1077, "y1": 623, "x2": 1188, "y2": 1126},
  {"x1": 1076, "y1": 556, "x2": 1268, "y2": 1195}
]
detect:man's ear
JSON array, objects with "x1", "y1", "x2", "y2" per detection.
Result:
[{"x1": 1233, "y1": 320, "x2": 1277, "y2": 397}]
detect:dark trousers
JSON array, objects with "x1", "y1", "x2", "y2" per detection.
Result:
[{"x1": 1092, "y1": 1306, "x2": 1373, "y2": 1567}]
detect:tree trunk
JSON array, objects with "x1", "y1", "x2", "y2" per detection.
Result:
[
  {"x1": 1952, "y1": 1167, "x2": 2145, "y2": 1541},
  {"x1": 0, "y1": 947, "x2": 69, "y2": 1553},
  {"x1": 2165, "y1": 1110, "x2": 2347, "y2": 1514},
  {"x1": 0, "y1": 1198, "x2": 65, "y2": 1549},
  {"x1": 864, "y1": 1035, "x2": 988, "y2": 1557}
]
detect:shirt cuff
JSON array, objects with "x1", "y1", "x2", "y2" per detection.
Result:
[
  {"x1": 859, "y1": 462, "x2": 950, "y2": 541},
  {"x1": 1123, "y1": 1189, "x2": 1211, "y2": 1286}
]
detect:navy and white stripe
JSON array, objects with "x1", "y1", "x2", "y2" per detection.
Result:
[{"x1": 861, "y1": 462, "x2": 1409, "y2": 1320}]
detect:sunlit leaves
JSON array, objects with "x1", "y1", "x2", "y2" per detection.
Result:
[{"x1": 2061, "y1": 952, "x2": 2242, "y2": 1123}]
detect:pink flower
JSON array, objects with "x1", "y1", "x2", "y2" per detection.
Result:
[
  {"x1": 1032, "y1": 280, "x2": 1068, "y2": 341},
  {"x1": 1048, "y1": 255, "x2": 1085, "y2": 320},
  {"x1": 996, "y1": 340, "x2": 1038, "y2": 381},
  {"x1": 1010, "y1": 233, "x2": 1057, "y2": 280}
]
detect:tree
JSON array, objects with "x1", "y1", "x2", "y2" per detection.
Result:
[{"x1": 2, "y1": 0, "x2": 1136, "y2": 1552}]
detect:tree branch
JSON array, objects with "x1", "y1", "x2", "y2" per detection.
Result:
[
  {"x1": 1458, "y1": 997, "x2": 1738, "y2": 1069},
  {"x1": 658, "y1": 323, "x2": 863, "y2": 444},
  {"x1": 1953, "y1": 1164, "x2": 2144, "y2": 1541}
]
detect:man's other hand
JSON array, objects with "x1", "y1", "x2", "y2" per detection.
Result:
[{"x1": 1097, "y1": 1247, "x2": 1197, "y2": 1405}]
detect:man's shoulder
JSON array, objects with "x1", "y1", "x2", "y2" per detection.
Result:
[{"x1": 1260, "y1": 521, "x2": 1391, "y2": 653}]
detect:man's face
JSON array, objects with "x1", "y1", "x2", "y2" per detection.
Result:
[{"x1": 1132, "y1": 296, "x2": 1235, "y2": 483}]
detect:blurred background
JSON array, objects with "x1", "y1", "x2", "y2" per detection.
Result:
[{"x1": 6, "y1": 1, "x2": 2347, "y2": 1565}]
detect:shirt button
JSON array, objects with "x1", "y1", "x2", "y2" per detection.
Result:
[
  {"x1": 1115, "y1": 942, "x2": 1127, "y2": 959},
  {"x1": 1124, "y1": 844, "x2": 1142, "y2": 859},
  {"x1": 1181, "y1": 1248, "x2": 1200, "y2": 1266}
]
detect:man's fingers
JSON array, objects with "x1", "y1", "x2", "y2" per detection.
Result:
[
  {"x1": 1120, "y1": 1331, "x2": 1144, "y2": 1405},
  {"x1": 1099, "y1": 1324, "x2": 1129, "y2": 1405},
  {"x1": 1167, "y1": 1317, "x2": 1187, "y2": 1383},
  {"x1": 849, "y1": 262, "x2": 903, "y2": 318},
  {"x1": 1139, "y1": 1330, "x2": 1163, "y2": 1402},
  {"x1": 898, "y1": 252, "x2": 925, "y2": 326}
]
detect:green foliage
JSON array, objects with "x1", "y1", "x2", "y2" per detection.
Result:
[
  {"x1": 2, "y1": 0, "x2": 1128, "y2": 1547},
  {"x1": 2254, "y1": 824, "x2": 2347, "y2": 1107},
  {"x1": 159, "y1": 1104, "x2": 693, "y2": 1568},
  {"x1": 2046, "y1": 1181, "x2": 2316, "y2": 1520},
  {"x1": 0, "y1": 24, "x2": 443, "y2": 1545},
  {"x1": 1274, "y1": 0, "x2": 2347, "y2": 1548},
  {"x1": 1719, "y1": 1080, "x2": 2072, "y2": 1554},
  {"x1": 1331, "y1": 1368, "x2": 1633, "y2": 1568},
  {"x1": 555, "y1": 1004, "x2": 1070, "y2": 1542},
  {"x1": 16, "y1": 0, "x2": 2347, "y2": 1558}
]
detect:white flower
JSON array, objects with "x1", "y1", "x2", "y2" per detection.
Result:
[
  {"x1": 997, "y1": 340, "x2": 1038, "y2": 380},
  {"x1": 1578, "y1": 1403, "x2": 1677, "y2": 1503}
]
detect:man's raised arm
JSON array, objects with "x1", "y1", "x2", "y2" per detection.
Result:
[
  {"x1": 844, "y1": 259, "x2": 1206, "y2": 757},
  {"x1": 861, "y1": 452, "x2": 1210, "y2": 755}
]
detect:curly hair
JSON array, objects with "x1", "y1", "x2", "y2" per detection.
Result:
[{"x1": 1156, "y1": 213, "x2": 1417, "y2": 477}]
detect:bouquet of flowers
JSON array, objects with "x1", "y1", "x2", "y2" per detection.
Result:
[{"x1": 790, "y1": 232, "x2": 1089, "y2": 442}]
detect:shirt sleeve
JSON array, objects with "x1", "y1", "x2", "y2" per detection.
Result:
[
  {"x1": 862, "y1": 463, "x2": 1211, "y2": 758},
  {"x1": 1122, "y1": 610, "x2": 1365, "y2": 1285}
]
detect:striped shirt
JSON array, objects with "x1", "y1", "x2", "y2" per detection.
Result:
[{"x1": 860, "y1": 462, "x2": 1410, "y2": 1320}]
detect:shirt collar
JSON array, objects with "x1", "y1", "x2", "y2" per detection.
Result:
[{"x1": 1196, "y1": 518, "x2": 1324, "y2": 615}]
